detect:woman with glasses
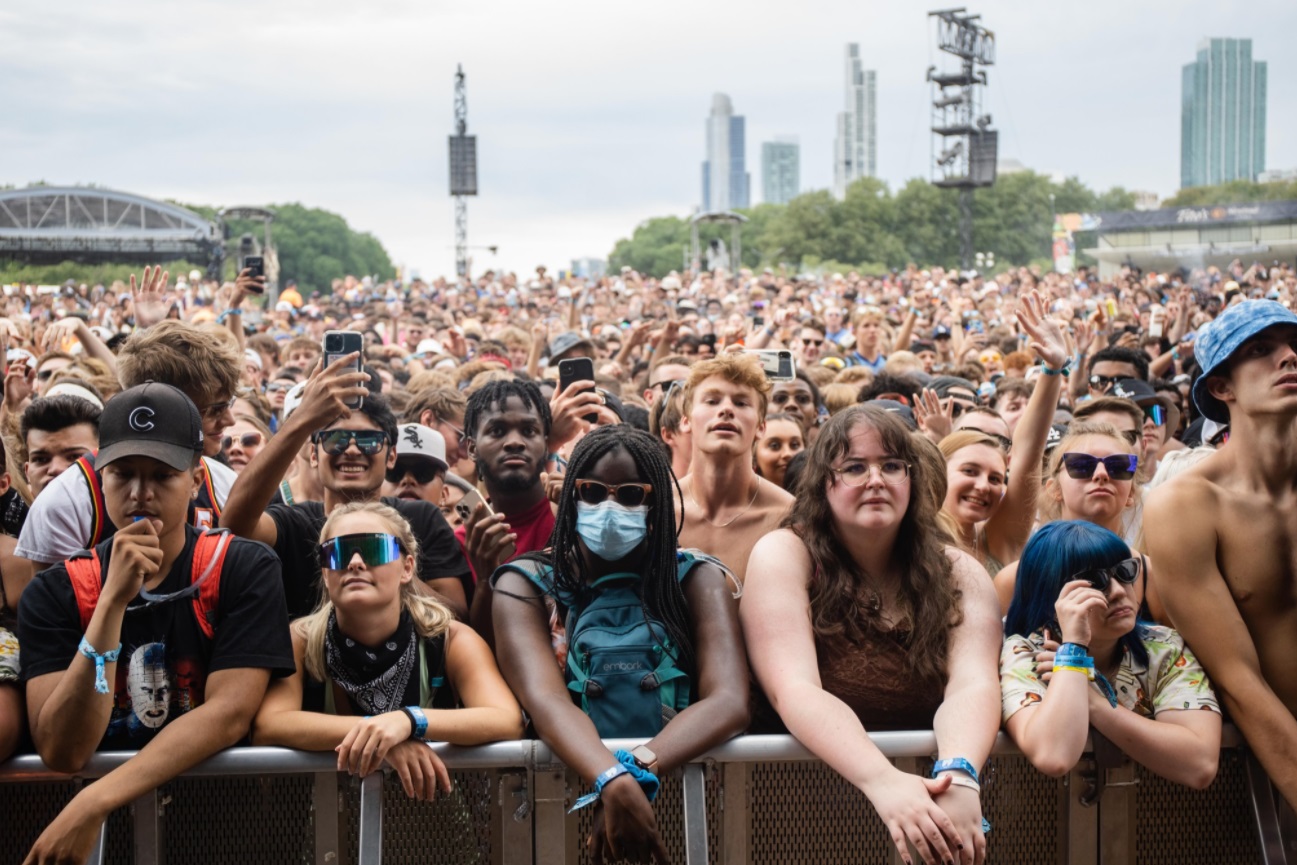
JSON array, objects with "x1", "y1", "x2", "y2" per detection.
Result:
[
  {"x1": 492, "y1": 425, "x2": 748, "y2": 863},
  {"x1": 253, "y1": 501, "x2": 523, "y2": 799},
  {"x1": 992, "y1": 422, "x2": 1142, "y2": 612},
  {"x1": 742, "y1": 405, "x2": 1002, "y2": 865},
  {"x1": 937, "y1": 291, "x2": 1070, "y2": 577},
  {"x1": 1001, "y1": 521, "x2": 1220, "y2": 788}
]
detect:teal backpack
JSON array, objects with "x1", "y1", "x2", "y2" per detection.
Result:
[{"x1": 500, "y1": 550, "x2": 718, "y2": 738}]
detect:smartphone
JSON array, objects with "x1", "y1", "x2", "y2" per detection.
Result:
[
  {"x1": 747, "y1": 349, "x2": 795, "y2": 382},
  {"x1": 454, "y1": 488, "x2": 495, "y2": 524},
  {"x1": 323, "y1": 330, "x2": 365, "y2": 410},
  {"x1": 752, "y1": 315, "x2": 765, "y2": 328},
  {"x1": 1148, "y1": 306, "x2": 1165, "y2": 339},
  {"x1": 558, "y1": 357, "x2": 598, "y2": 423},
  {"x1": 242, "y1": 256, "x2": 265, "y2": 283}
]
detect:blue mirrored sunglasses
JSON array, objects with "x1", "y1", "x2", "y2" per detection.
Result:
[{"x1": 319, "y1": 533, "x2": 404, "y2": 570}]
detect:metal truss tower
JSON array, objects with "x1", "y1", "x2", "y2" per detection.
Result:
[
  {"x1": 449, "y1": 65, "x2": 478, "y2": 279},
  {"x1": 927, "y1": 8, "x2": 997, "y2": 271}
]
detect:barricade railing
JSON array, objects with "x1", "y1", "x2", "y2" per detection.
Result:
[{"x1": 0, "y1": 725, "x2": 1281, "y2": 865}]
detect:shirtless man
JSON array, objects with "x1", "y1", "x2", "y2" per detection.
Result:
[
  {"x1": 677, "y1": 353, "x2": 793, "y2": 584},
  {"x1": 1144, "y1": 300, "x2": 1297, "y2": 811}
]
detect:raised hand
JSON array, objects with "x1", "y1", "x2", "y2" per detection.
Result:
[
  {"x1": 129, "y1": 265, "x2": 170, "y2": 329},
  {"x1": 913, "y1": 388, "x2": 953, "y2": 441},
  {"x1": 1016, "y1": 290, "x2": 1069, "y2": 371}
]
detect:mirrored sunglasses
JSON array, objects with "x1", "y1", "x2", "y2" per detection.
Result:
[
  {"x1": 1060, "y1": 452, "x2": 1139, "y2": 481},
  {"x1": 319, "y1": 533, "x2": 404, "y2": 570},
  {"x1": 573, "y1": 480, "x2": 653, "y2": 507},
  {"x1": 1143, "y1": 405, "x2": 1166, "y2": 426},
  {"x1": 312, "y1": 429, "x2": 388, "y2": 455}
]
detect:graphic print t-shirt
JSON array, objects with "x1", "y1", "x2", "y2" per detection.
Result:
[{"x1": 17, "y1": 526, "x2": 294, "y2": 750}]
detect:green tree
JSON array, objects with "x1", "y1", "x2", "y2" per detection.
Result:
[{"x1": 1164, "y1": 178, "x2": 1297, "y2": 207}]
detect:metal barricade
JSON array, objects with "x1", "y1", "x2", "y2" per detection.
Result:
[{"x1": 0, "y1": 729, "x2": 1275, "y2": 864}]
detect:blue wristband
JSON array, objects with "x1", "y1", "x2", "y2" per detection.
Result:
[
  {"x1": 401, "y1": 706, "x2": 428, "y2": 740},
  {"x1": 78, "y1": 636, "x2": 122, "y2": 695},
  {"x1": 932, "y1": 757, "x2": 980, "y2": 784},
  {"x1": 570, "y1": 763, "x2": 630, "y2": 812},
  {"x1": 569, "y1": 750, "x2": 660, "y2": 812}
]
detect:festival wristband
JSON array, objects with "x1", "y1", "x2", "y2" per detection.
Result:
[
  {"x1": 945, "y1": 774, "x2": 981, "y2": 793},
  {"x1": 1058, "y1": 641, "x2": 1090, "y2": 655},
  {"x1": 78, "y1": 636, "x2": 122, "y2": 695},
  {"x1": 400, "y1": 706, "x2": 429, "y2": 740},
  {"x1": 569, "y1": 750, "x2": 660, "y2": 812},
  {"x1": 931, "y1": 757, "x2": 979, "y2": 784},
  {"x1": 1053, "y1": 664, "x2": 1096, "y2": 681},
  {"x1": 570, "y1": 763, "x2": 630, "y2": 812}
]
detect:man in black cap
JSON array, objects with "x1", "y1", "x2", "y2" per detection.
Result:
[
  {"x1": 1146, "y1": 300, "x2": 1297, "y2": 812},
  {"x1": 18, "y1": 383, "x2": 293, "y2": 864}
]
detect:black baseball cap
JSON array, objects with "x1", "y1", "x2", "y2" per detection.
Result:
[{"x1": 97, "y1": 382, "x2": 204, "y2": 471}]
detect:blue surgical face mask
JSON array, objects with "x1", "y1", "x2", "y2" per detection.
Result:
[{"x1": 575, "y1": 500, "x2": 649, "y2": 561}]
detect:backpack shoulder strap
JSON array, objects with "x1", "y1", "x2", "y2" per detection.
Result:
[
  {"x1": 676, "y1": 548, "x2": 741, "y2": 597},
  {"x1": 490, "y1": 555, "x2": 552, "y2": 591},
  {"x1": 74, "y1": 454, "x2": 117, "y2": 547},
  {"x1": 65, "y1": 550, "x2": 104, "y2": 632},
  {"x1": 190, "y1": 530, "x2": 234, "y2": 640}
]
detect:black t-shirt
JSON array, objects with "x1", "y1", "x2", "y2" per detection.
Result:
[
  {"x1": 17, "y1": 526, "x2": 294, "y2": 751},
  {"x1": 268, "y1": 497, "x2": 470, "y2": 619}
]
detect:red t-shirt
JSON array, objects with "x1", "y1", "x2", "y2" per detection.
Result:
[{"x1": 455, "y1": 494, "x2": 556, "y2": 584}]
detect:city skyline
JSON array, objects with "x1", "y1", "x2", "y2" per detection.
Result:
[
  {"x1": 1181, "y1": 37, "x2": 1267, "y2": 189},
  {"x1": 702, "y1": 93, "x2": 750, "y2": 212},
  {"x1": 3, "y1": 2, "x2": 1295, "y2": 278},
  {"x1": 762, "y1": 137, "x2": 800, "y2": 205},
  {"x1": 834, "y1": 44, "x2": 878, "y2": 199}
]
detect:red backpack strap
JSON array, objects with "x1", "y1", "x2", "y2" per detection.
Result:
[
  {"x1": 190, "y1": 530, "x2": 233, "y2": 640},
  {"x1": 74, "y1": 455, "x2": 117, "y2": 547},
  {"x1": 65, "y1": 551, "x2": 104, "y2": 632}
]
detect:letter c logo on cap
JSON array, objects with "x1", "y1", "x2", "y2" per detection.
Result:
[{"x1": 129, "y1": 407, "x2": 156, "y2": 433}]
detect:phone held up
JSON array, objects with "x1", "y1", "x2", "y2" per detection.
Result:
[
  {"x1": 242, "y1": 256, "x2": 265, "y2": 292},
  {"x1": 747, "y1": 349, "x2": 796, "y2": 383},
  {"x1": 558, "y1": 357, "x2": 598, "y2": 423},
  {"x1": 323, "y1": 330, "x2": 365, "y2": 410},
  {"x1": 454, "y1": 488, "x2": 495, "y2": 524}
]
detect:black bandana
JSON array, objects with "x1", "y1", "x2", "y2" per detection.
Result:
[{"x1": 324, "y1": 609, "x2": 418, "y2": 715}]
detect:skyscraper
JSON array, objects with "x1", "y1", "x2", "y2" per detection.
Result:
[
  {"x1": 702, "y1": 93, "x2": 750, "y2": 212},
  {"x1": 761, "y1": 138, "x2": 800, "y2": 205},
  {"x1": 1181, "y1": 38, "x2": 1267, "y2": 189},
  {"x1": 833, "y1": 44, "x2": 877, "y2": 199}
]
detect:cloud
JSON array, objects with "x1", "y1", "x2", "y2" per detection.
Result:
[{"x1": 3, "y1": 0, "x2": 1293, "y2": 277}]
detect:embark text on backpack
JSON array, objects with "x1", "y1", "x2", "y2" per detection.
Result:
[
  {"x1": 501, "y1": 550, "x2": 709, "y2": 738},
  {"x1": 66, "y1": 530, "x2": 234, "y2": 640}
]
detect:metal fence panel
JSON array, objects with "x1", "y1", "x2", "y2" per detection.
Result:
[{"x1": 1135, "y1": 749, "x2": 1259, "y2": 865}]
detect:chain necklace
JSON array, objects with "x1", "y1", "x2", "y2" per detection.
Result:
[{"x1": 688, "y1": 476, "x2": 762, "y2": 528}]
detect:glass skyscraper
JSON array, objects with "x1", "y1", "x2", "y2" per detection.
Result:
[
  {"x1": 834, "y1": 44, "x2": 877, "y2": 200},
  {"x1": 702, "y1": 93, "x2": 750, "y2": 212},
  {"x1": 761, "y1": 138, "x2": 800, "y2": 205},
  {"x1": 1181, "y1": 38, "x2": 1267, "y2": 189}
]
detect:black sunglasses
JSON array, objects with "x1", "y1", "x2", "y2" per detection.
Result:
[
  {"x1": 1060, "y1": 452, "x2": 1139, "y2": 481},
  {"x1": 386, "y1": 460, "x2": 441, "y2": 485},
  {"x1": 573, "y1": 480, "x2": 653, "y2": 507},
  {"x1": 1089, "y1": 374, "x2": 1125, "y2": 391},
  {"x1": 1071, "y1": 555, "x2": 1143, "y2": 592},
  {"x1": 649, "y1": 379, "x2": 682, "y2": 393},
  {"x1": 312, "y1": 429, "x2": 389, "y2": 455}
]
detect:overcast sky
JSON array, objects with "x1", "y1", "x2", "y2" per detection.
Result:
[{"x1": 3, "y1": 1, "x2": 1293, "y2": 279}]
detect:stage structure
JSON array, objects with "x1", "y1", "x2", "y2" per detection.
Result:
[{"x1": 448, "y1": 64, "x2": 478, "y2": 279}]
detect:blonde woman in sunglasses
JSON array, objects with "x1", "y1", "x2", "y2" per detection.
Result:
[{"x1": 252, "y1": 501, "x2": 522, "y2": 800}]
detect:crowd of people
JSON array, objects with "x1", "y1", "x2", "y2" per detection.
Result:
[{"x1": 3, "y1": 255, "x2": 1297, "y2": 864}]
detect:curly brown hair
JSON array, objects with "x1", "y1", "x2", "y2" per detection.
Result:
[{"x1": 783, "y1": 404, "x2": 962, "y2": 688}]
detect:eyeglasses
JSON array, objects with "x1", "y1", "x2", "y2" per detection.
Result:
[
  {"x1": 1060, "y1": 452, "x2": 1139, "y2": 481},
  {"x1": 1112, "y1": 429, "x2": 1142, "y2": 447},
  {"x1": 830, "y1": 459, "x2": 910, "y2": 486},
  {"x1": 649, "y1": 379, "x2": 682, "y2": 393},
  {"x1": 1142, "y1": 405, "x2": 1166, "y2": 426},
  {"x1": 386, "y1": 460, "x2": 441, "y2": 485},
  {"x1": 265, "y1": 381, "x2": 293, "y2": 393},
  {"x1": 312, "y1": 429, "x2": 389, "y2": 455},
  {"x1": 203, "y1": 396, "x2": 236, "y2": 420},
  {"x1": 800, "y1": 338, "x2": 825, "y2": 347},
  {"x1": 573, "y1": 480, "x2": 653, "y2": 507},
  {"x1": 35, "y1": 368, "x2": 56, "y2": 381},
  {"x1": 1089, "y1": 374, "x2": 1124, "y2": 391},
  {"x1": 947, "y1": 399, "x2": 976, "y2": 419},
  {"x1": 442, "y1": 421, "x2": 465, "y2": 443},
  {"x1": 1071, "y1": 555, "x2": 1143, "y2": 593},
  {"x1": 221, "y1": 432, "x2": 264, "y2": 450},
  {"x1": 319, "y1": 533, "x2": 404, "y2": 570},
  {"x1": 985, "y1": 433, "x2": 1013, "y2": 452}
]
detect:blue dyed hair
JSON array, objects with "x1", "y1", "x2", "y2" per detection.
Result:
[{"x1": 1005, "y1": 520, "x2": 1149, "y2": 668}]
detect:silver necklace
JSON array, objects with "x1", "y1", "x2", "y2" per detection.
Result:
[{"x1": 689, "y1": 476, "x2": 762, "y2": 528}]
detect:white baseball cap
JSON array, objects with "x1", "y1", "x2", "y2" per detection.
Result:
[{"x1": 394, "y1": 424, "x2": 448, "y2": 472}]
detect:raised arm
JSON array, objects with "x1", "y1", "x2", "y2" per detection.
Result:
[
  {"x1": 219, "y1": 354, "x2": 369, "y2": 544},
  {"x1": 1145, "y1": 482, "x2": 1295, "y2": 803},
  {"x1": 741, "y1": 530, "x2": 964, "y2": 865},
  {"x1": 985, "y1": 291, "x2": 1064, "y2": 563}
]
